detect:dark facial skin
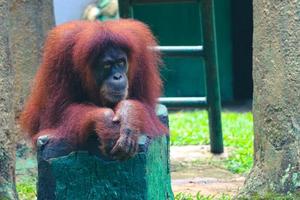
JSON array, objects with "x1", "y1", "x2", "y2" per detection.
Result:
[{"x1": 93, "y1": 46, "x2": 129, "y2": 106}]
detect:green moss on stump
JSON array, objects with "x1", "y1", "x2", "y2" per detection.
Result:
[
  {"x1": 51, "y1": 136, "x2": 172, "y2": 200},
  {"x1": 37, "y1": 105, "x2": 174, "y2": 200}
]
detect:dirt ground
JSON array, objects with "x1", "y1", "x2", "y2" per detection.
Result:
[{"x1": 170, "y1": 145, "x2": 245, "y2": 197}]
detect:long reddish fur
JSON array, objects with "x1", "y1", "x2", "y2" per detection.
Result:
[{"x1": 20, "y1": 19, "x2": 167, "y2": 147}]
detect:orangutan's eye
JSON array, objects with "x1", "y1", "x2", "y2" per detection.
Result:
[
  {"x1": 103, "y1": 63, "x2": 111, "y2": 69},
  {"x1": 118, "y1": 60, "x2": 125, "y2": 66}
]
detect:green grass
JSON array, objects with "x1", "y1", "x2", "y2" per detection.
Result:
[
  {"x1": 169, "y1": 110, "x2": 254, "y2": 174},
  {"x1": 175, "y1": 192, "x2": 232, "y2": 200},
  {"x1": 250, "y1": 192, "x2": 300, "y2": 200},
  {"x1": 174, "y1": 192, "x2": 300, "y2": 200},
  {"x1": 16, "y1": 177, "x2": 37, "y2": 200}
]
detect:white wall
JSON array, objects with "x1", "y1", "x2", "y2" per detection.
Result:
[{"x1": 53, "y1": 0, "x2": 95, "y2": 25}]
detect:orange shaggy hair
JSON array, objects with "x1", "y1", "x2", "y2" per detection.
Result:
[{"x1": 20, "y1": 19, "x2": 166, "y2": 148}]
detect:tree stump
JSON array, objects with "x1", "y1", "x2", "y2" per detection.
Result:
[{"x1": 37, "y1": 105, "x2": 174, "y2": 200}]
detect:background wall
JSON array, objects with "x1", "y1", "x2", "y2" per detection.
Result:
[{"x1": 53, "y1": 0, "x2": 95, "y2": 25}]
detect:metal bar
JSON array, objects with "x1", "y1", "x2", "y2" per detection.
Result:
[
  {"x1": 158, "y1": 97, "x2": 207, "y2": 108},
  {"x1": 132, "y1": 0, "x2": 197, "y2": 4},
  {"x1": 118, "y1": 0, "x2": 132, "y2": 18},
  {"x1": 152, "y1": 46, "x2": 204, "y2": 57},
  {"x1": 201, "y1": 0, "x2": 223, "y2": 153}
]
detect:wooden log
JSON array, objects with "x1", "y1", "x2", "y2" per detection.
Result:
[{"x1": 37, "y1": 104, "x2": 174, "y2": 200}]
